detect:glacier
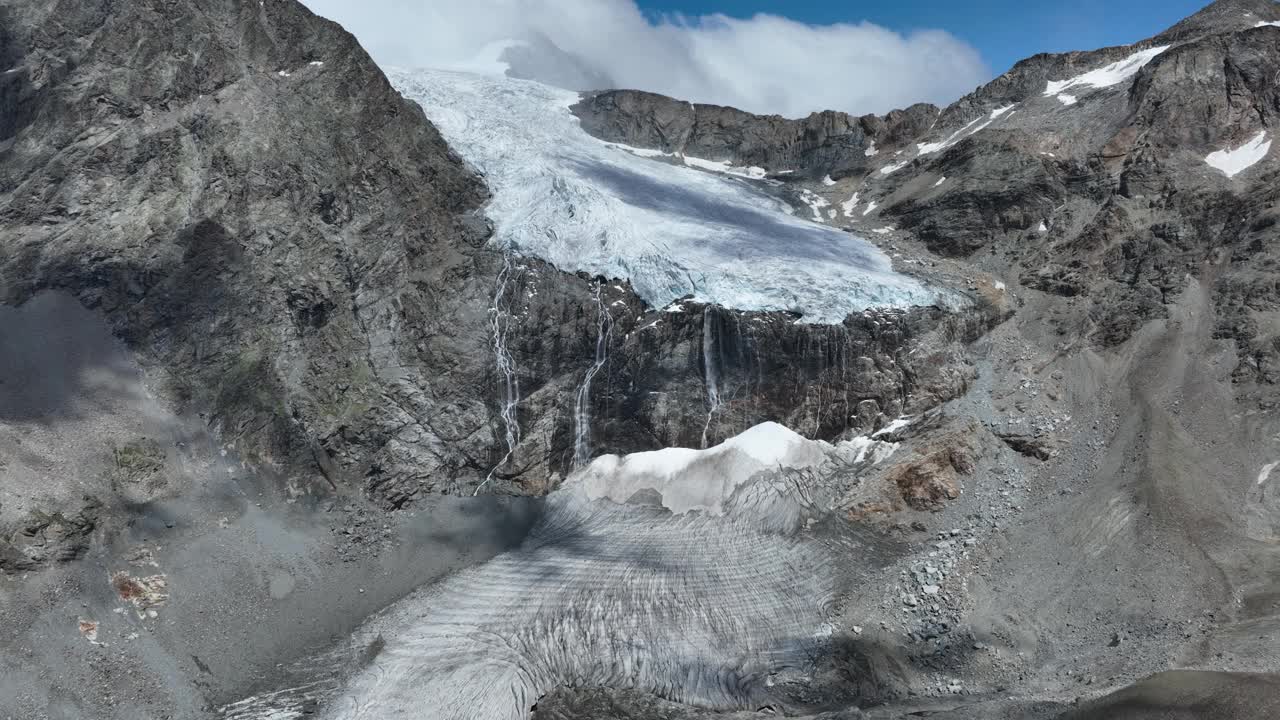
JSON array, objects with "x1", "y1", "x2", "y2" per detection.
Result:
[
  {"x1": 388, "y1": 69, "x2": 935, "y2": 324},
  {"x1": 310, "y1": 423, "x2": 897, "y2": 720}
]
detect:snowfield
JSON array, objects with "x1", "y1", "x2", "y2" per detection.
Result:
[
  {"x1": 1043, "y1": 46, "x2": 1169, "y2": 103},
  {"x1": 1205, "y1": 130, "x2": 1271, "y2": 178},
  {"x1": 388, "y1": 69, "x2": 935, "y2": 323}
]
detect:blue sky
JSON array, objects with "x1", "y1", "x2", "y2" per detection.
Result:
[
  {"x1": 638, "y1": 0, "x2": 1209, "y2": 73},
  {"x1": 306, "y1": 0, "x2": 1217, "y2": 118}
]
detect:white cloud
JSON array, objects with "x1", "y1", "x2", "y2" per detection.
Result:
[{"x1": 301, "y1": 0, "x2": 990, "y2": 118}]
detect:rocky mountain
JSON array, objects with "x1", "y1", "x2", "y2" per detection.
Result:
[{"x1": 1, "y1": 0, "x2": 1279, "y2": 718}]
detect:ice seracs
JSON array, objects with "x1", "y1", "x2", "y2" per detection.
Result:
[
  {"x1": 573, "y1": 422, "x2": 827, "y2": 515},
  {"x1": 1204, "y1": 131, "x2": 1271, "y2": 178},
  {"x1": 1043, "y1": 46, "x2": 1168, "y2": 104},
  {"x1": 389, "y1": 69, "x2": 934, "y2": 324}
]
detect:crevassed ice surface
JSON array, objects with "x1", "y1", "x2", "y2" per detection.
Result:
[
  {"x1": 319, "y1": 423, "x2": 898, "y2": 720},
  {"x1": 388, "y1": 69, "x2": 935, "y2": 323}
]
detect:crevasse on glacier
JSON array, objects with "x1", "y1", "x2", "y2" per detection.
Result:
[{"x1": 387, "y1": 68, "x2": 935, "y2": 325}]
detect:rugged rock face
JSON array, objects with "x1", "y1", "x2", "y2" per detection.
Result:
[
  {"x1": 0, "y1": 0, "x2": 502, "y2": 509},
  {"x1": 0, "y1": 0, "x2": 992, "y2": 516},
  {"x1": 573, "y1": 89, "x2": 940, "y2": 181},
  {"x1": 494, "y1": 266, "x2": 1002, "y2": 490}
]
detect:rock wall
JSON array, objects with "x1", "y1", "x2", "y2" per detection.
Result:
[{"x1": 572, "y1": 90, "x2": 939, "y2": 181}]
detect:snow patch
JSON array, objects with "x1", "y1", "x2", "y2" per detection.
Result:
[
  {"x1": 880, "y1": 160, "x2": 909, "y2": 175},
  {"x1": 609, "y1": 143, "x2": 669, "y2": 159},
  {"x1": 609, "y1": 144, "x2": 772, "y2": 180},
  {"x1": 872, "y1": 227, "x2": 893, "y2": 235},
  {"x1": 1043, "y1": 46, "x2": 1168, "y2": 103},
  {"x1": 933, "y1": 176, "x2": 946, "y2": 187},
  {"x1": 1255, "y1": 21, "x2": 1280, "y2": 28},
  {"x1": 873, "y1": 416, "x2": 913, "y2": 438},
  {"x1": 838, "y1": 436, "x2": 899, "y2": 465},
  {"x1": 916, "y1": 105, "x2": 1014, "y2": 157},
  {"x1": 864, "y1": 142, "x2": 879, "y2": 157},
  {"x1": 799, "y1": 189, "x2": 830, "y2": 222},
  {"x1": 682, "y1": 154, "x2": 769, "y2": 180},
  {"x1": 1258, "y1": 461, "x2": 1278, "y2": 486},
  {"x1": 1056, "y1": 94, "x2": 1077, "y2": 106},
  {"x1": 822, "y1": 175, "x2": 837, "y2": 186},
  {"x1": 862, "y1": 200, "x2": 879, "y2": 216},
  {"x1": 1037, "y1": 221, "x2": 1047, "y2": 233},
  {"x1": 1204, "y1": 131, "x2": 1271, "y2": 178},
  {"x1": 841, "y1": 192, "x2": 860, "y2": 218},
  {"x1": 989, "y1": 105, "x2": 1016, "y2": 120}
]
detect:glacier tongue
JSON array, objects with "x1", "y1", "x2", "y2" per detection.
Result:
[
  {"x1": 318, "y1": 422, "x2": 898, "y2": 720},
  {"x1": 388, "y1": 69, "x2": 935, "y2": 324}
]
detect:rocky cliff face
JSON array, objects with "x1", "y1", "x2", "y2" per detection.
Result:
[
  {"x1": 574, "y1": 89, "x2": 940, "y2": 182},
  {"x1": 494, "y1": 269, "x2": 1002, "y2": 491},
  {"x1": 0, "y1": 0, "x2": 504, "y2": 512},
  {"x1": 0, "y1": 0, "x2": 992, "y2": 520}
]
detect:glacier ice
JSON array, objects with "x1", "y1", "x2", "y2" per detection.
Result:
[
  {"x1": 388, "y1": 69, "x2": 935, "y2": 323},
  {"x1": 313, "y1": 423, "x2": 898, "y2": 720}
]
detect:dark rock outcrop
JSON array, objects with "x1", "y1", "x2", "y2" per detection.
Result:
[{"x1": 573, "y1": 90, "x2": 939, "y2": 181}]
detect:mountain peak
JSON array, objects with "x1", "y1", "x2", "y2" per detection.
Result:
[{"x1": 1157, "y1": 0, "x2": 1280, "y2": 41}]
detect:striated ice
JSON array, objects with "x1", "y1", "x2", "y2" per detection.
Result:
[
  {"x1": 388, "y1": 69, "x2": 935, "y2": 323},
  {"x1": 318, "y1": 423, "x2": 898, "y2": 720}
]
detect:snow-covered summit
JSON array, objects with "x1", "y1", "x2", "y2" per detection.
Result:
[{"x1": 388, "y1": 69, "x2": 935, "y2": 323}]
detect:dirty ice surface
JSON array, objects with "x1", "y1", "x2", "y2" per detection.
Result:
[
  {"x1": 1204, "y1": 131, "x2": 1271, "y2": 178},
  {"x1": 388, "y1": 69, "x2": 935, "y2": 323},
  {"x1": 315, "y1": 422, "x2": 898, "y2": 720}
]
